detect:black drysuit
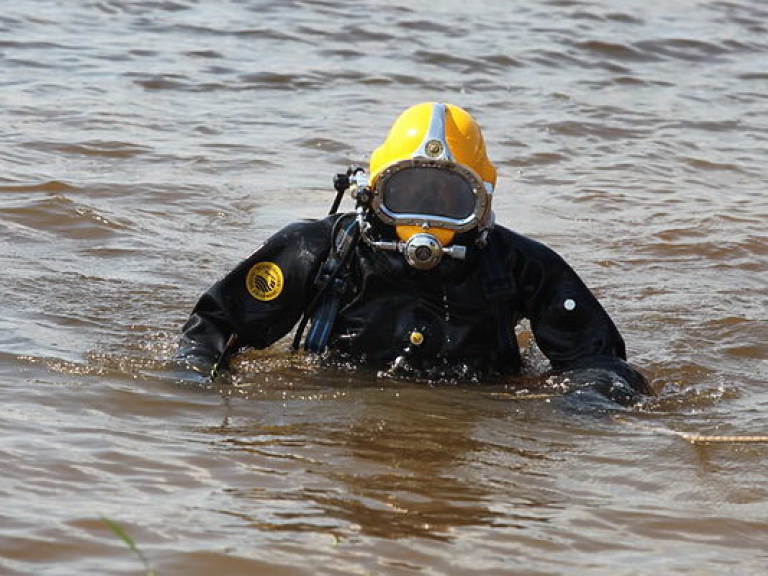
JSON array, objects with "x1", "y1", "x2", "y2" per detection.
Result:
[{"x1": 177, "y1": 214, "x2": 650, "y2": 402}]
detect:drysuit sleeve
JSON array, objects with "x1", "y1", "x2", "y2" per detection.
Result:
[
  {"x1": 175, "y1": 218, "x2": 334, "y2": 375},
  {"x1": 512, "y1": 236, "x2": 652, "y2": 404}
]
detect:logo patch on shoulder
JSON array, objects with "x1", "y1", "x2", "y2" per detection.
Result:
[{"x1": 246, "y1": 261, "x2": 284, "y2": 301}]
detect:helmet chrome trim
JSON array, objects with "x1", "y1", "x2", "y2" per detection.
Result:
[{"x1": 414, "y1": 102, "x2": 453, "y2": 161}]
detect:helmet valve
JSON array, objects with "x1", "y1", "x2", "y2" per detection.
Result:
[
  {"x1": 403, "y1": 233, "x2": 466, "y2": 270},
  {"x1": 404, "y1": 234, "x2": 442, "y2": 270}
]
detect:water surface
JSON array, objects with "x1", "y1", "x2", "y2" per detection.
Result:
[{"x1": 1, "y1": 1, "x2": 767, "y2": 574}]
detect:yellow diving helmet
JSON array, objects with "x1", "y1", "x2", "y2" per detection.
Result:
[{"x1": 364, "y1": 102, "x2": 497, "y2": 269}]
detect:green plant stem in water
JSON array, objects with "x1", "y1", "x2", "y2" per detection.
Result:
[{"x1": 101, "y1": 516, "x2": 157, "y2": 576}]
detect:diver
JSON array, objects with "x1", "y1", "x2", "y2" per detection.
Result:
[{"x1": 176, "y1": 102, "x2": 652, "y2": 405}]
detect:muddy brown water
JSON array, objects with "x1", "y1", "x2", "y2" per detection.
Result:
[{"x1": 1, "y1": 1, "x2": 767, "y2": 574}]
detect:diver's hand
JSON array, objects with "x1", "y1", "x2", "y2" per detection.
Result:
[
  {"x1": 559, "y1": 368, "x2": 645, "y2": 411},
  {"x1": 170, "y1": 354, "x2": 215, "y2": 384}
]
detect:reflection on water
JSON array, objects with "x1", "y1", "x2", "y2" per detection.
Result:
[
  {"x1": 199, "y1": 380, "x2": 573, "y2": 543},
  {"x1": 2, "y1": 0, "x2": 768, "y2": 574},
  {"x1": 211, "y1": 408, "x2": 500, "y2": 539}
]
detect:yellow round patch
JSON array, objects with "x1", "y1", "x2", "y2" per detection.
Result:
[{"x1": 245, "y1": 261, "x2": 284, "y2": 301}]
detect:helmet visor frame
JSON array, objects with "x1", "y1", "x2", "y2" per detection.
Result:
[{"x1": 371, "y1": 159, "x2": 492, "y2": 232}]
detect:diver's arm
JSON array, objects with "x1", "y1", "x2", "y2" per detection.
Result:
[
  {"x1": 511, "y1": 235, "x2": 651, "y2": 404},
  {"x1": 176, "y1": 287, "x2": 235, "y2": 375},
  {"x1": 175, "y1": 217, "x2": 335, "y2": 376}
]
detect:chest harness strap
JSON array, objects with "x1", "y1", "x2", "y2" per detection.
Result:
[{"x1": 291, "y1": 214, "x2": 360, "y2": 354}]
